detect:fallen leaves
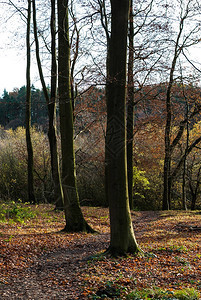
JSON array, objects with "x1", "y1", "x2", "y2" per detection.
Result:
[{"x1": 0, "y1": 205, "x2": 200, "y2": 299}]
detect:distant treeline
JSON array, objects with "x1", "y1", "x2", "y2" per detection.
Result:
[{"x1": 0, "y1": 85, "x2": 48, "y2": 129}]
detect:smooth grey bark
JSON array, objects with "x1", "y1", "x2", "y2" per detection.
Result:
[
  {"x1": 57, "y1": 0, "x2": 94, "y2": 232},
  {"x1": 25, "y1": 0, "x2": 36, "y2": 204},
  {"x1": 105, "y1": 0, "x2": 139, "y2": 255},
  {"x1": 32, "y1": 0, "x2": 64, "y2": 209}
]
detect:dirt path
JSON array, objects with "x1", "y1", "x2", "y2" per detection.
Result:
[{"x1": 0, "y1": 233, "x2": 110, "y2": 299}]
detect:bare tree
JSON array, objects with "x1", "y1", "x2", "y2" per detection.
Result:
[
  {"x1": 162, "y1": 0, "x2": 201, "y2": 210},
  {"x1": 57, "y1": 0, "x2": 94, "y2": 232},
  {"x1": 32, "y1": 0, "x2": 64, "y2": 209}
]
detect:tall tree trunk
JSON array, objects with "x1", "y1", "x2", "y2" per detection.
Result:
[
  {"x1": 162, "y1": 12, "x2": 187, "y2": 210},
  {"x1": 32, "y1": 0, "x2": 63, "y2": 209},
  {"x1": 26, "y1": 0, "x2": 36, "y2": 204},
  {"x1": 98, "y1": 0, "x2": 110, "y2": 206},
  {"x1": 163, "y1": 71, "x2": 172, "y2": 211},
  {"x1": 127, "y1": 0, "x2": 134, "y2": 210},
  {"x1": 57, "y1": 0, "x2": 94, "y2": 232},
  {"x1": 105, "y1": 0, "x2": 139, "y2": 256},
  {"x1": 48, "y1": 0, "x2": 64, "y2": 209}
]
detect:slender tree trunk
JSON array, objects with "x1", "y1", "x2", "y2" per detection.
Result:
[
  {"x1": 182, "y1": 158, "x2": 187, "y2": 210},
  {"x1": 57, "y1": 0, "x2": 94, "y2": 232},
  {"x1": 182, "y1": 101, "x2": 189, "y2": 210},
  {"x1": 26, "y1": 0, "x2": 36, "y2": 204},
  {"x1": 182, "y1": 161, "x2": 188, "y2": 210},
  {"x1": 182, "y1": 151, "x2": 187, "y2": 210},
  {"x1": 189, "y1": 181, "x2": 196, "y2": 210},
  {"x1": 163, "y1": 79, "x2": 172, "y2": 210},
  {"x1": 32, "y1": 0, "x2": 63, "y2": 209},
  {"x1": 127, "y1": 0, "x2": 134, "y2": 210},
  {"x1": 190, "y1": 165, "x2": 201, "y2": 210},
  {"x1": 162, "y1": 14, "x2": 186, "y2": 210},
  {"x1": 48, "y1": 0, "x2": 64, "y2": 209},
  {"x1": 105, "y1": 0, "x2": 139, "y2": 256},
  {"x1": 70, "y1": 7, "x2": 79, "y2": 114},
  {"x1": 98, "y1": 0, "x2": 110, "y2": 206},
  {"x1": 191, "y1": 193, "x2": 196, "y2": 210}
]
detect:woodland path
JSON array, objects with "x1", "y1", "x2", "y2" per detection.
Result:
[{"x1": 0, "y1": 232, "x2": 110, "y2": 299}]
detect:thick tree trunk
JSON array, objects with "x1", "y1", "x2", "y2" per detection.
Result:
[
  {"x1": 127, "y1": 0, "x2": 134, "y2": 211},
  {"x1": 32, "y1": 0, "x2": 63, "y2": 209},
  {"x1": 26, "y1": 0, "x2": 36, "y2": 204},
  {"x1": 105, "y1": 0, "x2": 139, "y2": 256},
  {"x1": 57, "y1": 0, "x2": 94, "y2": 233}
]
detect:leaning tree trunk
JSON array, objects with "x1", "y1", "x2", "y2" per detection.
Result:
[
  {"x1": 127, "y1": 0, "x2": 134, "y2": 211},
  {"x1": 57, "y1": 0, "x2": 94, "y2": 232},
  {"x1": 32, "y1": 0, "x2": 63, "y2": 209},
  {"x1": 105, "y1": 0, "x2": 139, "y2": 256},
  {"x1": 26, "y1": 0, "x2": 36, "y2": 204}
]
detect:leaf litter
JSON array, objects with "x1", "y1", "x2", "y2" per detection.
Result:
[{"x1": 0, "y1": 205, "x2": 200, "y2": 299}]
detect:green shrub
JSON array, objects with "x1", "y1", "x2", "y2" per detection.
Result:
[
  {"x1": 132, "y1": 166, "x2": 163, "y2": 210},
  {"x1": 0, "y1": 202, "x2": 36, "y2": 223}
]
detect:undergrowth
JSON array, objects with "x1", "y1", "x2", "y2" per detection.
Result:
[{"x1": 0, "y1": 201, "x2": 36, "y2": 223}]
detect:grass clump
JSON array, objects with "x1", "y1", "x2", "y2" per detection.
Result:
[{"x1": 126, "y1": 287, "x2": 200, "y2": 299}]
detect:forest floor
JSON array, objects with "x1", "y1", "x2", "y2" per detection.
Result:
[{"x1": 0, "y1": 204, "x2": 201, "y2": 299}]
